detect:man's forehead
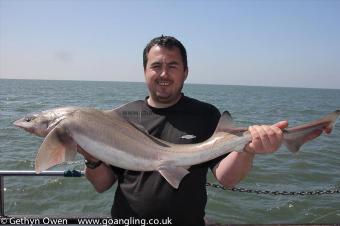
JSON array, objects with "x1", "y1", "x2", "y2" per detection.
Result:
[{"x1": 148, "y1": 45, "x2": 183, "y2": 63}]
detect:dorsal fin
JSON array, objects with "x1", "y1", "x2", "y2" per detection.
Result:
[
  {"x1": 215, "y1": 111, "x2": 248, "y2": 135},
  {"x1": 215, "y1": 111, "x2": 233, "y2": 132}
]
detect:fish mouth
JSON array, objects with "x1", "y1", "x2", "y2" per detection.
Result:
[
  {"x1": 13, "y1": 118, "x2": 35, "y2": 134},
  {"x1": 13, "y1": 118, "x2": 25, "y2": 128}
]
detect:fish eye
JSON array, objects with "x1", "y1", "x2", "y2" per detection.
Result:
[
  {"x1": 24, "y1": 117, "x2": 32, "y2": 122},
  {"x1": 24, "y1": 113, "x2": 37, "y2": 122}
]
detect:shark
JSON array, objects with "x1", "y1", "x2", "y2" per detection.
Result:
[{"x1": 13, "y1": 107, "x2": 340, "y2": 189}]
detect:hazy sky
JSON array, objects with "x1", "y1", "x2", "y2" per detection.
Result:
[{"x1": 1, "y1": 0, "x2": 340, "y2": 89}]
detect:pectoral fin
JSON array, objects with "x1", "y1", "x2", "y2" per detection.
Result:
[
  {"x1": 35, "y1": 123, "x2": 77, "y2": 173},
  {"x1": 283, "y1": 110, "x2": 340, "y2": 152},
  {"x1": 158, "y1": 164, "x2": 190, "y2": 189}
]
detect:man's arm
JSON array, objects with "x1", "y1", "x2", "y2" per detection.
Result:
[
  {"x1": 77, "y1": 146, "x2": 117, "y2": 193},
  {"x1": 212, "y1": 121, "x2": 288, "y2": 188}
]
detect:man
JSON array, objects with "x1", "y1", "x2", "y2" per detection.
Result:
[{"x1": 78, "y1": 35, "x2": 288, "y2": 225}]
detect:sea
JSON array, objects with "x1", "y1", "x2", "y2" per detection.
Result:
[{"x1": 0, "y1": 79, "x2": 339, "y2": 224}]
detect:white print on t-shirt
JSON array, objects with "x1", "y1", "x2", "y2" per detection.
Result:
[{"x1": 180, "y1": 134, "x2": 196, "y2": 140}]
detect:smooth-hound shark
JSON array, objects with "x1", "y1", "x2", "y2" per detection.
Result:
[{"x1": 13, "y1": 107, "x2": 340, "y2": 189}]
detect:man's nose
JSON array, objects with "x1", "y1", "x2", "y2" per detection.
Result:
[{"x1": 160, "y1": 67, "x2": 169, "y2": 78}]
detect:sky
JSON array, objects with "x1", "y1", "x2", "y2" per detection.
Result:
[{"x1": 0, "y1": 0, "x2": 340, "y2": 89}]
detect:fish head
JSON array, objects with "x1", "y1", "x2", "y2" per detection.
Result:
[
  {"x1": 13, "y1": 107, "x2": 80, "y2": 137},
  {"x1": 13, "y1": 111, "x2": 56, "y2": 137}
]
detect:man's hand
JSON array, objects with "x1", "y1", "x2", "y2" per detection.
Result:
[
  {"x1": 244, "y1": 121, "x2": 288, "y2": 154},
  {"x1": 77, "y1": 144, "x2": 117, "y2": 192}
]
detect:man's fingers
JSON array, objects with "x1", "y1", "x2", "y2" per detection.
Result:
[
  {"x1": 247, "y1": 123, "x2": 284, "y2": 154},
  {"x1": 272, "y1": 120, "x2": 288, "y2": 129},
  {"x1": 324, "y1": 126, "x2": 332, "y2": 134},
  {"x1": 248, "y1": 125, "x2": 262, "y2": 151},
  {"x1": 254, "y1": 125, "x2": 273, "y2": 152},
  {"x1": 258, "y1": 125, "x2": 283, "y2": 152}
]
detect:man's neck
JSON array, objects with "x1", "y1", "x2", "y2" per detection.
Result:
[{"x1": 147, "y1": 95, "x2": 182, "y2": 109}]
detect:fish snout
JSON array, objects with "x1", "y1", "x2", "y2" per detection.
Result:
[
  {"x1": 13, "y1": 118, "x2": 26, "y2": 128},
  {"x1": 13, "y1": 118, "x2": 39, "y2": 135}
]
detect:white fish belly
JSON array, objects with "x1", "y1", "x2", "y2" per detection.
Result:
[
  {"x1": 166, "y1": 135, "x2": 251, "y2": 167},
  {"x1": 74, "y1": 134, "x2": 158, "y2": 171}
]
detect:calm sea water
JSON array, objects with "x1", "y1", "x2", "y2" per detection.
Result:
[{"x1": 0, "y1": 79, "x2": 339, "y2": 224}]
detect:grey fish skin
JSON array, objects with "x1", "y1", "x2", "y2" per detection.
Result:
[
  {"x1": 13, "y1": 107, "x2": 83, "y2": 137},
  {"x1": 13, "y1": 108, "x2": 340, "y2": 189}
]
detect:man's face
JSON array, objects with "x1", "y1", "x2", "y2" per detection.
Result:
[{"x1": 144, "y1": 45, "x2": 188, "y2": 106}]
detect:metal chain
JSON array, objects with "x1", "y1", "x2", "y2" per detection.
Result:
[{"x1": 206, "y1": 182, "x2": 340, "y2": 196}]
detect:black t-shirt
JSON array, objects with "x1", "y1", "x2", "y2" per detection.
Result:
[{"x1": 111, "y1": 95, "x2": 225, "y2": 226}]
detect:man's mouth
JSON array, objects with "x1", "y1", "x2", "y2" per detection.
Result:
[{"x1": 157, "y1": 80, "x2": 171, "y2": 86}]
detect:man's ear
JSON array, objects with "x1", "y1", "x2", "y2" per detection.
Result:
[{"x1": 184, "y1": 67, "x2": 189, "y2": 81}]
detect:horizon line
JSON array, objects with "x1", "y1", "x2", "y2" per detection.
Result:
[{"x1": 1, "y1": 77, "x2": 339, "y2": 91}]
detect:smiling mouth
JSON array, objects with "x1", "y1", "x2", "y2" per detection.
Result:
[{"x1": 157, "y1": 80, "x2": 172, "y2": 86}]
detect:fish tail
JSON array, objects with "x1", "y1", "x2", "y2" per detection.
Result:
[{"x1": 282, "y1": 110, "x2": 340, "y2": 153}]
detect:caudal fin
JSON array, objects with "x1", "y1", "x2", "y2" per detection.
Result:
[{"x1": 282, "y1": 110, "x2": 340, "y2": 153}]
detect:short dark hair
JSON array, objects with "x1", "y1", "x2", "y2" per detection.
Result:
[{"x1": 143, "y1": 35, "x2": 188, "y2": 70}]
